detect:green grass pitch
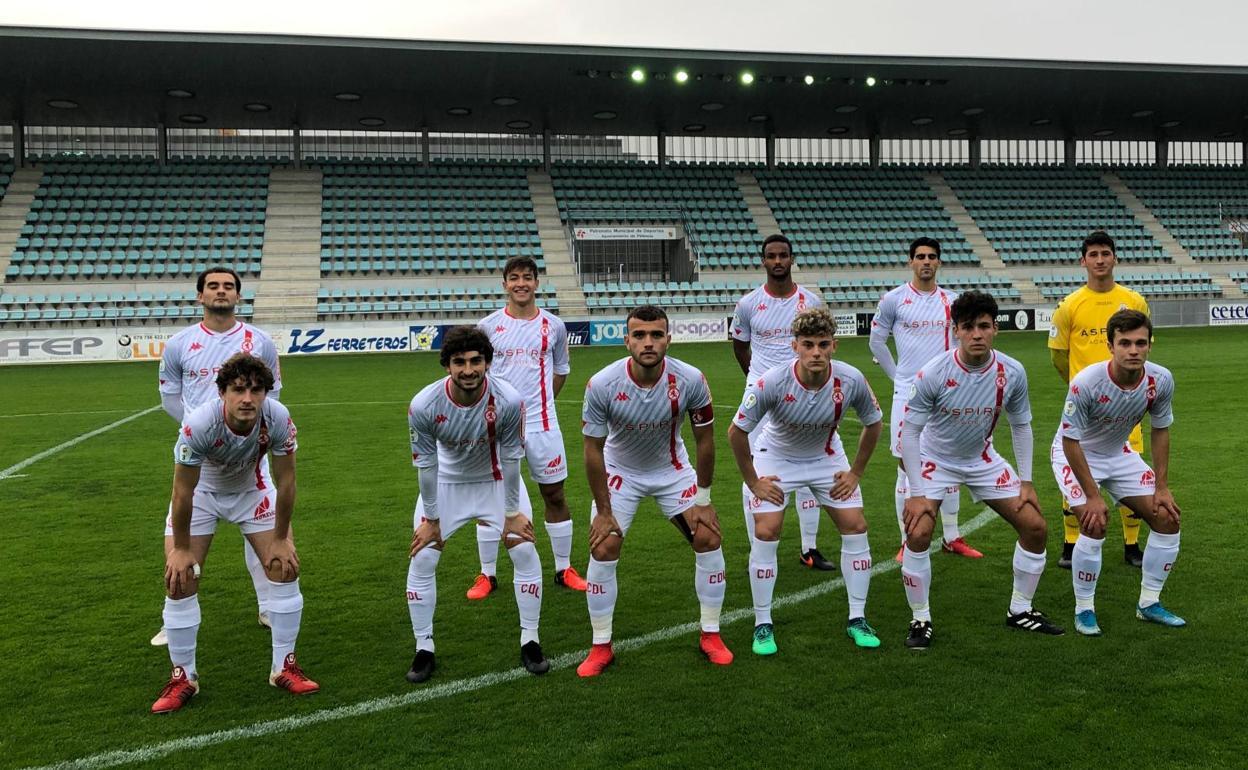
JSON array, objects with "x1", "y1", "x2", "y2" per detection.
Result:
[{"x1": 1, "y1": 327, "x2": 1245, "y2": 768}]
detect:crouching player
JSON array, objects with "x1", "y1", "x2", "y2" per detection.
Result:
[
  {"x1": 1052, "y1": 309, "x2": 1184, "y2": 635},
  {"x1": 899, "y1": 291, "x2": 1064, "y2": 648},
  {"x1": 152, "y1": 353, "x2": 317, "y2": 713},
  {"x1": 729, "y1": 308, "x2": 884, "y2": 654}
]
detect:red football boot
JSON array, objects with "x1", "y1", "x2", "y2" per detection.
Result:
[
  {"x1": 699, "y1": 631, "x2": 734, "y2": 665},
  {"x1": 576, "y1": 643, "x2": 615, "y2": 677},
  {"x1": 269, "y1": 653, "x2": 320, "y2": 695},
  {"x1": 555, "y1": 567, "x2": 588, "y2": 592},
  {"x1": 942, "y1": 537, "x2": 984, "y2": 559},
  {"x1": 151, "y1": 666, "x2": 199, "y2": 714}
]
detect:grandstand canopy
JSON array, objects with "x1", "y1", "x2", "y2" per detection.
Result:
[{"x1": 2, "y1": 26, "x2": 1248, "y2": 141}]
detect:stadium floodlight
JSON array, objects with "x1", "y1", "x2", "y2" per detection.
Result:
[
  {"x1": 630, "y1": 68, "x2": 646, "y2": 83},
  {"x1": 674, "y1": 69, "x2": 690, "y2": 84},
  {"x1": 803, "y1": 75, "x2": 815, "y2": 85},
  {"x1": 740, "y1": 71, "x2": 755, "y2": 85},
  {"x1": 865, "y1": 76, "x2": 877, "y2": 87}
]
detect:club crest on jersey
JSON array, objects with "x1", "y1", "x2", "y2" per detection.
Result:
[
  {"x1": 241, "y1": 337, "x2": 254, "y2": 354},
  {"x1": 1146, "y1": 384, "x2": 1156, "y2": 400},
  {"x1": 485, "y1": 404, "x2": 497, "y2": 424},
  {"x1": 797, "y1": 293, "x2": 807, "y2": 311},
  {"x1": 832, "y1": 387, "x2": 844, "y2": 404},
  {"x1": 995, "y1": 375, "x2": 1006, "y2": 388},
  {"x1": 668, "y1": 385, "x2": 680, "y2": 401}
]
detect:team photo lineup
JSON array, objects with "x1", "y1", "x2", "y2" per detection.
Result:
[{"x1": 146, "y1": 230, "x2": 1185, "y2": 713}]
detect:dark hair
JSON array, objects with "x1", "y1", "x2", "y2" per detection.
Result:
[
  {"x1": 440, "y1": 325, "x2": 494, "y2": 367},
  {"x1": 216, "y1": 352, "x2": 275, "y2": 393},
  {"x1": 950, "y1": 290, "x2": 998, "y2": 327},
  {"x1": 1081, "y1": 231, "x2": 1116, "y2": 256},
  {"x1": 1106, "y1": 309, "x2": 1152, "y2": 343},
  {"x1": 627, "y1": 304, "x2": 669, "y2": 329},
  {"x1": 909, "y1": 237, "x2": 941, "y2": 259},
  {"x1": 197, "y1": 266, "x2": 242, "y2": 293},
  {"x1": 502, "y1": 256, "x2": 539, "y2": 280},
  {"x1": 760, "y1": 233, "x2": 793, "y2": 258}
]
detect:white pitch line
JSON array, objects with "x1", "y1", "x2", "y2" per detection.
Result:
[
  {"x1": 0, "y1": 406, "x2": 162, "y2": 481},
  {"x1": 30, "y1": 510, "x2": 998, "y2": 770},
  {"x1": 0, "y1": 409, "x2": 137, "y2": 419}
]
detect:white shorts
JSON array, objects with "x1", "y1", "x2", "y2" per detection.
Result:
[
  {"x1": 889, "y1": 383, "x2": 910, "y2": 459},
  {"x1": 592, "y1": 466, "x2": 698, "y2": 537},
  {"x1": 746, "y1": 454, "x2": 863, "y2": 514},
  {"x1": 1050, "y1": 443, "x2": 1156, "y2": 508},
  {"x1": 524, "y1": 425, "x2": 569, "y2": 484},
  {"x1": 914, "y1": 450, "x2": 1021, "y2": 502},
  {"x1": 413, "y1": 479, "x2": 534, "y2": 540},
  {"x1": 164, "y1": 486, "x2": 276, "y2": 537}
]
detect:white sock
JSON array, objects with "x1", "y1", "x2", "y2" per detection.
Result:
[
  {"x1": 163, "y1": 595, "x2": 201, "y2": 678},
  {"x1": 940, "y1": 487, "x2": 961, "y2": 543},
  {"x1": 476, "y1": 523, "x2": 500, "y2": 578},
  {"x1": 586, "y1": 557, "x2": 618, "y2": 644},
  {"x1": 267, "y1": 579, "x2": 303, "y2": 671},
  {"x1": 748, "y1": 538, "x2": 779, "y2": 626},
  {"x1": 1010, "y1": 542, "x2": 1046, "y2": 615},
  {"x1": 796, "y1": 490, "x2": 819, "y2": 552},
  {"x1": 694, "y1": 548, "x2": 726, "y2": 632},
  {"x1": 895, "y1": 468, "x2": 909, "y2": 544},
  {"x1": 407, "y1": 547, "x2": 441, "y2": 652},
  {"x1": 740, "y1": 482, "x2": 757, "y2": 543},
  {"x1": 1072, "y1": 534, "x2": 1104, "y2": 612},
  {"x1": 1140, "y1": 530, "x2": 1180, "y2": 607},
  {"x1": 243, "y1": 539, "x2": 270, "y2": 615},
  {"x1": 841, "y1": 532, "x2": 872, "y2": 620},
  {"x1": 507, "y1": 541, "x2": 543, "y2": 644},
  {"x1": 544, "y1": 519, "x2": 573, "y2": 572},
  {"x1": 901, "y1": 545, "x2": 932, "y2": 621}
]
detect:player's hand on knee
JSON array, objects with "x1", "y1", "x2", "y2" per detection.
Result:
[
  {"x1": 410, "y1": 519, "x2": 442, "y2": 557},
  {"x1": 687, "y1": 504, "x2": 721, "y2": 539},
  {"x1": 830, "y1": 470, "x2": 860, "y2": 501},
  {"x1": 503, "y1": 513, "x2": 536, "y2": 545},
  {"x1": 1153, "y1": 488, "x2": 1181, "y2": 527},
  {"x1": 164, "y1": 547, "x2": 198, "y2": 596},
  {"x1": 266, "y1": 537, "x2": 300, "y2": 581},
  {"x1": 588, "y1": 512, "x2": 623, "y2": 551},
  {"x1": 1077, "y1": 498, "x2": 1108, "y2": 538},
  {"x1": 902, "y1": 496, "x2": 935, "y2": 538},
  {"x1": 749, "y1": 475, "x2": 784, "y2": 506}
]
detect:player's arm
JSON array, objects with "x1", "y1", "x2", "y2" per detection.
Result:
[
  {"x1": 1050, "y1": 349, "x2": 1070, "y2": 382},
  {"x1": 1003, "y1": 369, "x2": 1039, "y2": 513},
  {"x1": 729, "y1": 300, "x2": 752, "y2": 375},
  {"x1": 833, "y1": 386, "x2": 883, "y2": 499},
  {"x1": 731, "y1": 339, "x2": 751, "y2": 376},
  {"x1": 409, "y1": 407, "x2": 442, "y2": 555},
  {"x1": 263, "y1": 338, "x2": 283, "y2": 402},
  {"x1": 265, "y1": 451, "x2": 300, "y2": 579},
  {"x1": 158, "y1": 344, "x2": 184, "y2": 421},
  {"x1": 499, "y1": 400, "x2": 534, "y2": 544},
  {"x1": 1148, "y1": 374, "x2": 1179, "y2": 524},
  {"x1": 685, "y1": 372, "x2": 720, "y2": 538},
  {"x1": 1061, "y1": 434, "x2": 1108, "y2": 535},
  {"x1": 868, "y1": 296, "x2": 898, "y2": 380},
  {"x1": 898, "y1": 376, "x2": 938, "y2": 534},
  {"x1": 165, "y1": 454, "x2": 201, "y2": 595},
  {"x1": 1047, "y1": 301, "x2": 1072, "y2": 382},
  {"x1": 552, "y1": 322, "x2": 570, "y2": 397},
  {"x1": 582, "y1": 381, "x2": 621, "y2": 549},
  {"x1": 161, "y1": 393, "x2": 185, "y2": 422}
]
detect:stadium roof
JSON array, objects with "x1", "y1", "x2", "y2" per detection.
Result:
[{"x1": 3, "y1": 26, "x2": 1248, "y2": 141}]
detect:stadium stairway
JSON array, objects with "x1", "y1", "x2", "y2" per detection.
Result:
[
  {"x1": 0, "y1": 168, "x2": 42, "y2": 284},
  {"x1": 526, "y1": 170, "x2": 587, "y2": 315},
  {"x1": 735, "y1": 172, "x2": 781, "y2": 238},
  {"x1": 925, "y1": 172, "x2": 1044, "y2": 304},
  {"x1": 252, "y1": 168, "x2": 322, "y2": 324}
]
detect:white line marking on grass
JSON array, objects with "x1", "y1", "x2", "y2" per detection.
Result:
[
  {"x1": 0, "y1": 406, "x2": 162, "y2": 481},
  {"x1": 0, "y1": 409, "x2": 136, "y2": 419},
  {"x1": 30, "y1": 510, "x2": 998, "y2": 770}
]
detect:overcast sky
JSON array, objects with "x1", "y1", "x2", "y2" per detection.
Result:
[{"x1": 5, "y1": 0, "x2": 1248, "y2": 67}]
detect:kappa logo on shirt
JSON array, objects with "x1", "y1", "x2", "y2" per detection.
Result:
[
  {"x1": 902, "y1": 298, "x2": 913, "y2": 305},
  {"x1": 1098, "y1": 395, "x2": 1112, "y2": 404},
  {"x1": 614, "y1": 392, "x2": 630, "y2": 402},
  {"x1": 495, "y1": 325, "x2": 507, "y2": 333},
  {"x1": 995, "y1": 468, "x2": 1013, "y2": 488},
  {"x1": 783, "y1": 393, "x2": 797, "y2": 403},
  {"x1": 756, "y1": 303, "x2": 768, "y2": 311},
  {"x1": 1071, "y1": 385, "x2": 1080, "y2": 395},
  {"x1": 213, "y1": 438, "x2": 224, "y2": 447},
  {"x1": 182, "y1": 425, "x2": 192, "y2": 437},
  {"x1": 435, "y1": 414, "x2": 448, "y2": 424},
  {"x1": 1140, "y1": 469, "x2": 1156, "y2": 486},
  {"x1": 945, "y1": 379, "x2": 959, "y2": 388},
  {"x1": 189, "y1": 342, "x2": 203, "y2": 351}
]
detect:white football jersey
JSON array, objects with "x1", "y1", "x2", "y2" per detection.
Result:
[
  {"x1": 408, "y1": 376, "x2": 525, "y2": 484},
  {"x1": 731, "y1": 284, "x2": 825, "y2": 381},
  {"x1": 582, "y1": 356, "x2": 714, "y2": 475},
  {"x1": 870, "y1": 283, "x2": 956, "y2": 382},
  {"x1": 159, "y1": 321, "x2": 282, "y2": 411},
  {"x1": 733, "y1": 360, "x2": 883, "y2": 462},
  {"x1": 905, "y1": 350, "x2": 1031, "y2": 462},
  {"x1": 479, "y1": 306, "x2": 569, "y2": 432},
  {"x1": 1056, "y1": 361, "x2": 1174, "y2": 457},
  {"x1": 173, "y1": 397, "x2": 296, "y2": 494}
]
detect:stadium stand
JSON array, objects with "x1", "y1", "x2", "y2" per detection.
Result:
[
  {"x1": 0, "y1": 153, "x2": 13, "y2": 203},
  {"x1": 1032, "y1": 271, "x2": 1222, "y2": 299},
  {"x1": 944, "y1": 167, "x2": 1167, "y2": 264},
  {"x1": 1117, "y1": 167, "x2": 1248, "y2": 261},
  {"x1": 316, "y1": 285, "x2": 558, "y2": 319},
  {"x1": 756, "y1": 166, "x2": 979, "y2": 268},
  {"x1": 1231, "y1": 270, "x2": 1248, "y2": 291},
  {"x1": 0, "y1": 287, "x2": 255, "y2": 323}
]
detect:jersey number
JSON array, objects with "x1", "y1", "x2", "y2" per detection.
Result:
[{"x1": 920, "y1": 462, "x2": 936, "y2": 480}]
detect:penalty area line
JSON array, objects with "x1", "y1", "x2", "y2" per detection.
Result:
[
  {"x1": 0, "y1": 405, "x2": 162, "y2": 481},
  {"x1": 30, "y1": 510, "x2": 999, "y2": 770}
]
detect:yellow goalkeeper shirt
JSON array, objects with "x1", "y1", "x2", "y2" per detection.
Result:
[{"x1": 1048, "y1": 284, "x2": 1151, "y2": 379}]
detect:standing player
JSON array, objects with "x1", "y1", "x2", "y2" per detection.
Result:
[
  {"x1": 731, "y1": 234, "x2": 831, "y2": 570},
  {"x1": 470, "y1": 255, "x2": 586, "y2": 599},
  {"x1": 576, "y1": 306, "x2": 731, "y2": 676},
  {"x1": 729, "y1": 308, "x2": 885, "y2": 654},
  {"x1": 1048, "y1": 231, "x2": 1151, "y2": 569},
  {"x1": 151, "y1": 354, "x2": 316, "y2": 713},
  {"x1": 869, "y1": 237, "x2": 981, "y2": 560},
  {"x1": 1052, "y1": 310, "x2": 1184, "y2": 635},
  {"x1": 899, "y1": 291, "x2": 1064, "y2": 647},
  {"x1": 151, "y1": 266, "x2": 282, "y2": 647},
  {"x1": 405, "y1": 326, "x2": 548, "y2": 683}
]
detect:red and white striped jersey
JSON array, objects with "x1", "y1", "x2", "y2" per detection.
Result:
[
  {"x1": 173, "y1": 397, "x2": 296, "y2": 494},
  {"x1": 479, "y1": 306, "x2": 569, "y2": 432},
  {"x1": 905, "y1": 350, "x2": 1031, "y2": 462},
  {"x1": 1057, "y1": 360, "x2": 1174, "y2": 456},
  {"x1": 408, "y1": 376, "x2": 525, "y2": 484},
  {"x1": 870, "y1": 283, "x2": 956, "y2": 382},
  {"x1": 733, "y1": 360, "x2": 883, "y2": 461},
  {"x1": 159, "y1": 321, "x2": 282, "y2": 411},
  {"x1": 731, "y1": 284, "x2": 825, "y2": 381},
  {"x1": 582, "y1": 356, "x2": 714, "y2": 475}
]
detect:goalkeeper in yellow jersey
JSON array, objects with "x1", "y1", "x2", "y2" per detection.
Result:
[{"x1": 1047, "y1": 231, "x2": 1150, "y2": 569}]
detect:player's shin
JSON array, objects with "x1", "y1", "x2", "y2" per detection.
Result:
[
  {"x1": 508, "y1": 541, "x2": 543, "y2": 644},
  {"x1": 586, "y1": 558, "x2": 618, "y2": 643},
  {"x1": 694, "y1": 549, "x2": 727, "y2": 631},
  {"x1": 740, "y1": 482, "x2": 757, "y2": 543},
  {"x1": 901, "y1": 546, "x2": 932, "y2": 621},
  {"x1": 748, "y1": 538, "x2": 779, "y2": 625},
  {"x1": 841, "y1": 532, "x2": 872, "y2": 619},
  {"x1": 476, "y1": 524, "x2": 500, "y2": 578},
  {"x1": 940, "y1": 491, "x2": 961, "y2": 543},
  {"x1": 895, "y1": 468, "x2": 909, "y2": 543},
  {"x1": 544, "y1": 519, "x2": 573, "y2": 572},
  {"x1": 244, "y1": 539, "x2": 270, "y2": 615},
  {"x1": 1140, "y1": 531, "x2": 1179, "y2": 606},
  {"x1": 163, "y1": 595, "x2": 201, "y2": 678},
  {"x1": 1072, "y1": 535, "x2": 1104, "y2": 611},
  {"x1": 407, "y1": 548, "x2": 441, "y2": 652},
  {"x1": 267, "y1": 579, "x2": 304, "y2": 671},
  {"x1": 796, "y1": 490, "x2": 819, "y2": 552},
  {"x1": 1010, "y1": 542, "x2": 1047, "y2": 614}
]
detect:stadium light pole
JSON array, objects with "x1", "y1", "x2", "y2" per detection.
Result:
[
  {"x1": 631, "y1": 68, "x2": 646, "y2": 83},
  {"x1": 865, "y1": 76, "x2": 877, "y2": 87},
  {"x1": 675, "y1": 69, "x2": 689, "y2": 84}
]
